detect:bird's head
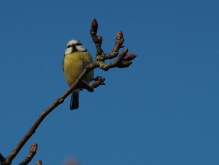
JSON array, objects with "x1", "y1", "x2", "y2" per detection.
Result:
[{"x1": 65, "y1": 39, "x2": 87, "y2": 55}]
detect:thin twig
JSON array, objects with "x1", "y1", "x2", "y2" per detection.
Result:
[
  {"x1": 90, "y1": 76, "x2": 106, "y2": 88},
  {"x1": 19, "y1": 143, "x2": 38, "y2": 165}
]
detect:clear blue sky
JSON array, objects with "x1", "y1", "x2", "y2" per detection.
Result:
[{"x1": 0, "y1": 1, "x2": 219, "y2": 165}]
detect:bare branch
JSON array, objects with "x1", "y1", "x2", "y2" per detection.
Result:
[
  {"x1": 4, "y1": 18, "x2": 136, "y2": 164},
  {"x1": 81, "y1": 76, "x2": 105, "y2": 92},
  {"x1": 5, "y1": 66, "x2": 92, "y2": 164},
  {"x1": 19, "y1": 143, "x2": 38, "y2": 165},
  {"x1": 90, "y1": 19, "x2": 136, "y2": 71},
  {"x1": 90, "y1": 18, "x2": 102, "y2": 56},
  {"x1": 90, "y1": 76, "x2": 106, "y2": 88},
  {"x1": 105, "y1": 30, "x2": 125, "y2": 59}
]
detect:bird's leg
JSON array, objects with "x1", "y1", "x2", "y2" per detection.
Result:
[
  {"x1": 80, "y1": 80, "x2": 94, "y2": 92},
  {"x1": 80, "y1": 76, "x2": 105, "y2": 93}
]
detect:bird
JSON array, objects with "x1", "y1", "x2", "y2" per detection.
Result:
[{"x1": 63, "y1": 39, "x2": 94, "y2": 110}]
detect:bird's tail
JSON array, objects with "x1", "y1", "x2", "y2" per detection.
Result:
[{"x1": 70, "y1": 92, "x2": 79, "y2": 110}]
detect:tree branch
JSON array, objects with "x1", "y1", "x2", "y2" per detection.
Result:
[
  {"x1": 90, "y1": 19, "x2": 136, "y2": 71},
  {"x1": 80, "y1": 76, "x2": 105, "y2": 92},
  {"x1": 90, "y1": 76, "x2": 106, "y2": 88},
  {"x1": 18, "y1": 143, "x2": 38, "y2": 165},
  {"x1": 5, "y1": 66, "x2": 92, "y2": 164},
  {"x1": 4, "y1": 18, "x2": 136, "y2": 164}
]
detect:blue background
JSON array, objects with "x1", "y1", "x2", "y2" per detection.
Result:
[{"x1": 0, "y1": 1, "x2": 219, "y2": 164}]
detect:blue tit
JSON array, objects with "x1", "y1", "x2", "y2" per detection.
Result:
[{"x1": 63, "y1": 39, "x2": 94, "y2": 110}]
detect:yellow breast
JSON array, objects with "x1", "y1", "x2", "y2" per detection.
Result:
[{"x1": 63, "y1": 51, "x2": 94, "y2": 86}]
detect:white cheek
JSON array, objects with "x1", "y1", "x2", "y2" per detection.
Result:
[
  {"x1": 65, "y1": 47, "x2": 72, "y2": 55},
  {"x1": 76, "y1": 45, "x2": 86, "y2": 51}
]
